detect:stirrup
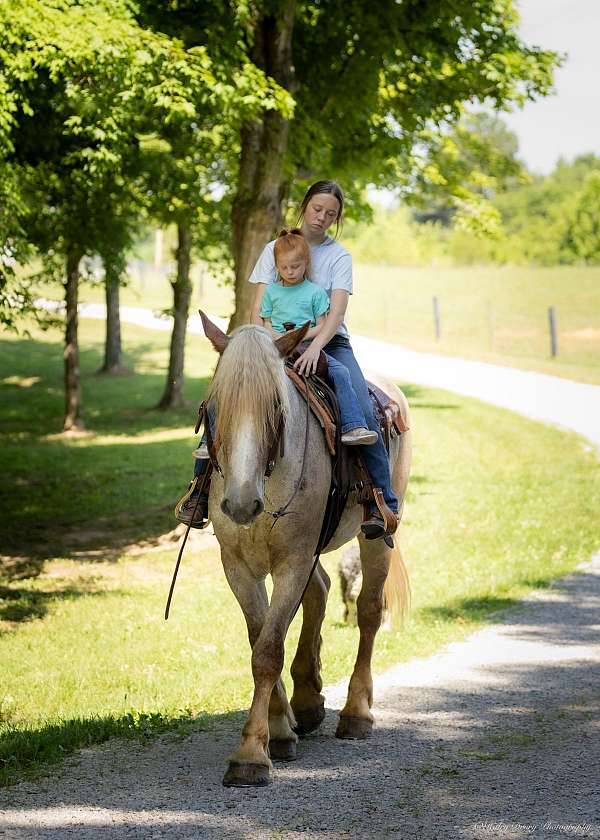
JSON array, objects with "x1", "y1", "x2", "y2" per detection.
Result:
[
  {"x1": 361, "y1": 488, "x2": 398, "y2": 547},
  {"x1": 174, "y1": 478, "x2": 208, "y2": 529}
]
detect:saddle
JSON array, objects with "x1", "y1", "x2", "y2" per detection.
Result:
[{"x1": 285, "y1": 352, "x2": 409, "y2": 551}]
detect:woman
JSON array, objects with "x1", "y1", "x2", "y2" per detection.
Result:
[{"x1": 177, "y1": 180, "x2": 398, "y2": 539}]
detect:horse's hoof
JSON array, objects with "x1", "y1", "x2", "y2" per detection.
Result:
[
  {"x1": 335, "y1": 715, "x2": 373, "y2": 740},
  {"x1": 293, "y1": 703, "x2": 325, "y2": 736},
  {"x1": 222, "y1": 762, "x2": 271, "y2": 787},
  {"x1": 269, "y1": 738, "x2": 297, "y2": 761}
]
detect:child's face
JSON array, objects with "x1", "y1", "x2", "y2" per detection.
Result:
[{"x1": 276, "y1": 248, "x2": 306, "y2": 285}]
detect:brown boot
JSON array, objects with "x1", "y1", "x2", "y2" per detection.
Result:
[{"x1": 174, "y1": 482, "x2": 209, "y2": 529}]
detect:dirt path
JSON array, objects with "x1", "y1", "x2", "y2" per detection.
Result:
[{"x1": 1, "y1": 553, "x2": 598, "y2": 839}]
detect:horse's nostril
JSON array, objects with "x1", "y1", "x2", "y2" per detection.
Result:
[
  {"x1": 221, "y1": 498, "x2": 231, "y2": 516},
  {"x1": 253, "y1": 499, "x2": 263, "y2": 516}
]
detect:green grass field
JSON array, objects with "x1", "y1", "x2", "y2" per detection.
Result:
[
  {"x1": 76, "y1": 261, "x2": 600, "y2": 384},
  {"x1": 1, "y1": 319, "x2": 599, "y2": 786}
]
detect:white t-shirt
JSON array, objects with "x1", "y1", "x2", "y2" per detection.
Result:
[{"x1": 248, "y1": 236, "x2": 353, "y2": 337}]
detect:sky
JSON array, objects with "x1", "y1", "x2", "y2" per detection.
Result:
[{"x1": 502, "y1": 0, "x2": 600, "y2": 173}]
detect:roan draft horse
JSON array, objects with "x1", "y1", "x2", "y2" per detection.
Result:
[{"x1": 199, "y1": 313, "x2": 412, "y2": 788}]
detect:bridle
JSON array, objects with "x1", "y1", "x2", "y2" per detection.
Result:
[
  {"x1": 165, "y1": 368, "x2": 327, "y2": 622},
  {"x1": 195, "y1": 365, "x2": 312, "y2": 524}
]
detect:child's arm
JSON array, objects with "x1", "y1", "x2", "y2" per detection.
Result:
[
  {"x1": 304, "y1": 314, "x2": 326, "y2": 340},
  {"x1": 261, "y1": 317, "x2": 283, "y2": 340}
]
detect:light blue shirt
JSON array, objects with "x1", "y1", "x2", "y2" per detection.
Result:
[
  {"x1": 249, "y1": 236, "x2": 353, "y2": 337},
  {"x1": 259, "y1": 280, "x2": 330, "y2": 334}
]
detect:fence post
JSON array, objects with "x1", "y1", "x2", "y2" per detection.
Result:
[
  {"x1": 548, "y1": 306, "x2": 558, "y2": 357},
  {"x1": 433, "y1": 296, "x2": 441, "y2": 341},
  {"x1": 487, "y1": 301, "x2": 495, "y2": 352}
]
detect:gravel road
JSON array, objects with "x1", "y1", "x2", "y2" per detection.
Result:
[{"x1": 1, "y1": 553, "x2": 598, "y2": 839}]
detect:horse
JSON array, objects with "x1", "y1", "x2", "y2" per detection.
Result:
[{"x1": 199, "y1": 312, "x2": 412, "y2": 788}]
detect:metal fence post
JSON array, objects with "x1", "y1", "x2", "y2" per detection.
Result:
[
  {"x1": 548, "y1": 306, "x2": 558, "y2": 357},
  {"x1": 433, "y1": 296, "x2": 441, "y2": 341},
  {"x1": 487, "y1": 301, "x2": 495, "y2": 352}
]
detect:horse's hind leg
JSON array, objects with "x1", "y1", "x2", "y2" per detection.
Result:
[
  {"x1": 336, "y1": 536, "x2": 389, "y2": 740},
  {"x1": 290, "y1": 562, "x2": 330, "y2": 735}
]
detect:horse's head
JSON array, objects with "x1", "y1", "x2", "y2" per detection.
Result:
[{"x1": 200, "y1": 311, "x2": 309, "y2": 526}]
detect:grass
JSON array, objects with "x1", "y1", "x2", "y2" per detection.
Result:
[
  {"x1": 348, "y1": 264, "x2": 600, "y2": 385},
  {"x1": 72, "y1": 261, "x2": 600, "y2": 384},
  {"x1": 1, "y1": 319, "x2": 599, "y2": 787}
]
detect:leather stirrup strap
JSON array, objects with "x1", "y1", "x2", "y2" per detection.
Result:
[{"x1": 372, "y1": 487, "x2": 398, "y2": 535}]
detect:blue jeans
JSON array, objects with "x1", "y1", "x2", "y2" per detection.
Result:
[
  {"x1": 324, "y1": 335, "x2": 398, "y2": 513},
  {"x1": 324, "y1": 352, "x2": 368, "y2": 434}
]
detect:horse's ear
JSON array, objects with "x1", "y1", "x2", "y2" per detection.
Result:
[
  {"x1": 199, "y1": 310, "x2": 229, "y2": 354},
  {"x1": 273, "y1": 321, "x2": 311, "y2": 358}
]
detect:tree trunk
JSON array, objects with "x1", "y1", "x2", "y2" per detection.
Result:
[
  {"x1": 157, "y1": 223, "x2": 192, "y2": 410},
  {"x1": 97, "y1": 261, "x2": 123, "y2": 374},
  {"x1": 63, "y1": 248, "x2": 85, "y2": 431},
  {"x1": 229, "y1": 1, "x2": 297, "y2": 330}
]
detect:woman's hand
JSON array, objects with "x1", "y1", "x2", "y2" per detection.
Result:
[{"x1": 294, "y1": 342, "x2": 322, "y2": 376}]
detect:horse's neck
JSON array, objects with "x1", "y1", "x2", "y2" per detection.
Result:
[{"x1": 282, "y1": 376, "x2": 306, "y2": 458}]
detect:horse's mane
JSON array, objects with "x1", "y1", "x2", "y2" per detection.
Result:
[{"x1": 207, "y1": 325, "x2": 290, "y2": 453}]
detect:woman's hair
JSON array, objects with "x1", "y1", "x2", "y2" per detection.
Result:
[
  {"x1": 297, "y1": 180, "x2": 344, "y2": 236},
  {"x1": 273, "y1": 228, "x2": 311, "y2": 278}
]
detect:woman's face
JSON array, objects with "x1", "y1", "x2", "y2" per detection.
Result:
[{"x1": 303, "y1": 193, "x2": 341, "y2": 235}]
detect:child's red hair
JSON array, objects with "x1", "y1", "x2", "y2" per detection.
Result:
[{"x1": 273, "y1": 228, "x2": 311, "y2": 277}]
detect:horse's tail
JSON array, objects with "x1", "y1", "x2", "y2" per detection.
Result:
[{"x1": 384, "y1": 538, "x2": 411, "y2": 625}]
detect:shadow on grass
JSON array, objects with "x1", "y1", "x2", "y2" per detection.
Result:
[
  {"x1": 0, "y1": 584, "x2": 107, "y2": 628},
  {"x1": 1, "y1": 335, "x2": 211, "y2": 563},
  {"x1": 422, "y1": 595, "x2": 521, "y2": 623},
  {"x1": 0, "y1": 707, "x2": 246, "y2": 788},
  {"x1": 0, "y1": 338, "x2": 211, "y2": 437},
  {"x1": 421, "y1": 577, "x2": 558, "y2": 626}
]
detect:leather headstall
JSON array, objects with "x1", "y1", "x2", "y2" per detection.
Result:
[{"x1": 195, "y1": 400, "x2": 285, "y2": 480}]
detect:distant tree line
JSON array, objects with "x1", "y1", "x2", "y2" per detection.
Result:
[
  {"x1": 1, "y1": 0, "x2": 558, "y2": 430},
  {"x1": 346, "y1": 142, "x2": 600, "y2": 268}
]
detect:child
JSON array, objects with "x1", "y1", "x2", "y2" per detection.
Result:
[
  {"x1": 191, "y1": 228, "x2": 376, "y2": 461},
  {"x1": 259, "y1": 228, "x2": 377, "y2": 446}
]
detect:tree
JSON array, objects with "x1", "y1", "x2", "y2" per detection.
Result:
[
  {"x1": 139, "y1": 0, "x2": 558, "y2": 328},
  {"x1": 563, "y1": 172, "x2": 600, "y2": 265},
  {"x1": 235, "y1": 0, "x2": 557, "y2": 323},
  {"x1": 411, "y1": 112, "x2": 526, "y2": 232},
  {"x1": 0, "y1": 0, "x2": 220, "y2": 427}
]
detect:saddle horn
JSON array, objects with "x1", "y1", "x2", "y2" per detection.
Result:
[
  {"x1": 273, "y1": 321, "x2": 311, "y2": 358},
  {"x1": 199, "y1": 310, "x2": 229, "y2": 354}
]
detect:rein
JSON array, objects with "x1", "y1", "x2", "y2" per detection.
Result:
[
  {"x1": 165, "y1": 369, "x2": 317, "y2": 621},
  {"x1": 264, "y1": 372, "x2": 311, "y2": 524}
]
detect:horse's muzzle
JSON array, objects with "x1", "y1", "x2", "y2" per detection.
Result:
[{"x1": 221, "y1": 495, "x2": 264, "y2": 525}]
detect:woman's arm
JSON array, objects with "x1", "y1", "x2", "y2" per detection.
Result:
[
  {"x1": 294, "y1": 289, "x2": 349, "y2": 375},
  {"x1": 251, "y1": 283, "x2": 269, "y2": 325}
]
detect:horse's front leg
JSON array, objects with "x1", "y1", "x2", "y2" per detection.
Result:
[
  {"x1": 336, "y1": 535, "x2": 389, "y2": 740},
  {"x1": 290, "y1": 562, "x2": 330, "y2": 734},
  {"x1": 222, "y1": 553, "x2": 308, "y2": 787}
]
